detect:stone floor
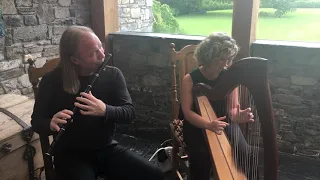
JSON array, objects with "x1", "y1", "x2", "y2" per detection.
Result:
[{"x1": 114, "y1": 133, "x2": 320, "y2": 180}]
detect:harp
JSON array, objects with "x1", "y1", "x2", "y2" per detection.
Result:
[{"x1": 192, "y1": 57, "x2": 278, "y2": 180}]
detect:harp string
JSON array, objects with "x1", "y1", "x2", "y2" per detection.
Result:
[{"x1": 225, "y1": 85, "x2": 262, "y2": 180}]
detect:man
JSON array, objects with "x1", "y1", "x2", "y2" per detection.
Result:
[{"x1": 31, "y1": 26, "x2": 164, "y2": 180}]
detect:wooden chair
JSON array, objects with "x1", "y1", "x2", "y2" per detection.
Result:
[
  {"x1": 27, "y1": 57, "x2": 60, "y2": 180},
  {"x1": 169, "y1": 43, "x2": 199, "y2": 180}
]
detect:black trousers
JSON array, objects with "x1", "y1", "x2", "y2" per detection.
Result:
[
  {"x1": 53, "y1": 144, "x2": 165, "y2": 180},
  {"x1": 183, "y1": 120, "x2": 260, "y2": 180}
]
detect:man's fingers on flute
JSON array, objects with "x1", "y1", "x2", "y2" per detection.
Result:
[
  {"x1": 61, "y1": 109, "x2": 73, "y2": 116},
  {"x1": 50, "y1": 123, "x2": 60, "y2": 132},
  {"x1": 53, "y1": 118, "x2": 67, "y2": 124}
]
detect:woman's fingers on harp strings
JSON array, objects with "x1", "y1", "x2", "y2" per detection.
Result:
[
  {"x1": 239, "y1": 106, "x2": 255, "y2": 123},
  {"x1": 206, "y1": 116, "x2": 229, "y2": 134}
]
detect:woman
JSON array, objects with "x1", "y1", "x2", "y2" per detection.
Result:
[{"x1": 180, "y1": 32, "x2": 258, "y2": 180}]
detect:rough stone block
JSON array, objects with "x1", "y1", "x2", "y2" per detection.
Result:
[
  {"x1": 3, "y1": 15, "x2": 24, "y2": 27},
  {"x1": 5, "y1": 46, "x2": 23, "y2": 60},
  {"x1": 2, "y1": 0, "x2": 18, "y2": 14},
  {"x1": 51, "y1": 35, "x2": 61, "y2": 45},
  {"x1": 137, "y1": 0, "x2": 145, "y2": 6},
  {"x1": 131, "y1": 8, "x2": 141, "y2": 18},
  {"x1": 24, "y1": 15, "x2": 38, "y2": 26},
  {"x1": 17, "y1": 7, "x2": 36, "y2": 15},
  {"x1": 277, "y1": 94, "x2": 301, "y2": 105},
  {"x1": 2, "y1": 60, "x2": 21, "y2": 72},
  {"x1": 284, "y1": 105, "x2": 312, "y2": 118},
  {"x1": 290, "y1": 85, "x2": 303, "y2": 96},
  {"x1": 47, "y1": 0, "x2": 58, "y2": 4},
  {"x1": 5, "y1": 28, "x2": 13, "y2": 46},
  {"x1": 36, "y1": 40, "x2": 51, "y2": 46},
  {"x1": 291, "y1": 76, "x2": 317, "y2": 86},
  {"x1": 23, "y1": 42, "x2": 37, "y2": 48},
  {"x1": 52, "y1": 18, "x2": 75, "y2": 26},
  {"x1": 21, "y1": 87, "x2": 33, "y2": 95},
  {"x1": 53, "y1": 25, "x2": 68, "y2": 35},
  {"x1": 17, "y1": 74, "x2": 32, "y2": 87},
  {"x1": 58, "y1": 0, "x2": 71, "y2": 6},
  {"x1": 36, "y1": 3, "x2": 55, "y2": 24},
  {"x1": 302, "y1": 87, "x2": 316, "y2": 99},
  {"x1": 281, "y1": 131, "x2": 298, "y2": 142},
  {"x1": 0, "y1": 38, "x2": 4, "y2": 50},
  {"x1": 76, "y1": 18, "x2": 89, "y2": 26},
  {"x1": 146, "y1": 0, "x2": 152, "y2": 6},
  {"x1": 276, "y1": 139, "x2": 295, "y2": 153},
  {"x1": 0, "y1": 86, "x2": 5, "y2": 95},
  {"x1": 1, "y1": 78, "x2": 19, "y2": 93},
  {"x1": 15, "y1": 0, "x2": 33, "y2": 7},
  {"x1": 276, "y1": 88, "x2": 292, "y2": 95},
  {"x1": 270, "y1": 77, "x2": 290, "y2": 88},
  {"x1": 13, "y1": 24, "x2": 47, "y2": 43},
  {"x1": 0, "y1": 53, "x2": 4, "y2": 61},
  {"x1": 24, "y1": 46, "x2": 43, "y2": 54},
  {"x1": 0, "y1": 68, "x2": 25, "y2": 81},
  {"x1": 42, "y1": 45, "x2": 59, "y2": 57},
  {"x1": 142, "y1": 75, "x2": 161, "y2": 86},
  {"x1": 122, "y1": 0, "x2": 130, "y2": 4},
  {"x1": 54, "y1": 7, "x2": 70, "y2": 19}
]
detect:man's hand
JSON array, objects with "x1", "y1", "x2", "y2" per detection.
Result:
[
  {"x1": 74, "y1": 91, "x2": 106, "y2": 117},
  {"x1": 50, "y1": 109, "x2": 73, "y2": 132}
]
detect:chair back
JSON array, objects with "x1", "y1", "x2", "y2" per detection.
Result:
[
  {"x1": 170, "y1": 43, "x2": 198, "y2": 123},
  {"x1": 28, "y1": 57, "x2": 60, "y2": 180}
]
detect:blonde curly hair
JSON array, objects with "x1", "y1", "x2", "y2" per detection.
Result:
[{"x1": 194, "y1": 32, "x2": 239, "y2": 67}]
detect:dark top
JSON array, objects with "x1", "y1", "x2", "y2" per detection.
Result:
[
  {"x1": 180, "y1": 68, "x2": 228, "y2": 152},
  {"x1": 31, "y1": 65, "x2": 135, "y2": 154},
  {"x1": 179, "y1": 68, "x2": 227, "y2": 120}
]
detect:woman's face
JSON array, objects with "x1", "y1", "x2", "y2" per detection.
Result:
[{"x1": 210, "y1": 57, "x2": 231, "y2": 73}]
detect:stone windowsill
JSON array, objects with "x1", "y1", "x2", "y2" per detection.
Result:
[{"x1": 109, "y1": 31, "x2": 320, "y2": 49}]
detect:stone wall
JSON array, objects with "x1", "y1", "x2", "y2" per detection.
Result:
[
  {"x1": 118, "y1": 0, "x2": 153, "y2": 32},
  {"x1": 0, "y1": 0, "x2": 153, "y2": 96},
  {"x1": 251, "y1": 41, "x2": 320, "y2": 158},
  {"x1": 110, "y1": 32, "x2": 320, "y2": 157},
  {"x1": 111, "y1": 32, "x2": 204, "y2": 141},
  {"x1": 0, "y1": 0, "x2": 91, "y2": 95}
]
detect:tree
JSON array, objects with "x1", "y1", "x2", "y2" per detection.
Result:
[{"x1": 159, "y1": 0, "x2": 204, "y2": 15}]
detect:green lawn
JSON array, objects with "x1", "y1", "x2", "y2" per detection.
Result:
[{"x1": 176, "y1": 8, "x2": 320, "y2": 42}]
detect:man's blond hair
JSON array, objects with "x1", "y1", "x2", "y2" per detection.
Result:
[{"x1": 58, "y1": 26, "x2": 94, "y2": 94}]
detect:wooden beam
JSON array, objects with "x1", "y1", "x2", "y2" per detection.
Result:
[
  {"x1": 231, "y1": 0, "x2": 260, "y2": 60},
  {"x1": 91, "y1": 0, "x2": 119, "y2": 64},
  {"x1": 104, "y1": 0, "x2": 119, "y2": 36}
]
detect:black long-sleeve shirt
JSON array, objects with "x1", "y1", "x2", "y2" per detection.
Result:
[{"x1": 31, "y1": 65, "x2": 135, "y2": 153}]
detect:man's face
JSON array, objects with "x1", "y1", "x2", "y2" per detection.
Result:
[{"x1": 73, "y1": 32, "x2": 105, "y2": 74}]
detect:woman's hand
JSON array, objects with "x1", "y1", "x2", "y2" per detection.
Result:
[
  {"x1": 205, "y1": 116, "x2": 229, "y2": 135},
  {"x1": 235, "y1": 104, "x2": 254, "y2": 123},
  {"x1": 74, "y1": 91, "x2": 106, "y2": 117}
]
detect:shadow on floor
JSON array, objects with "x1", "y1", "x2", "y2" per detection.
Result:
[{"x1": 115, "y1": 133, "x2": 320, "y2": 180}]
